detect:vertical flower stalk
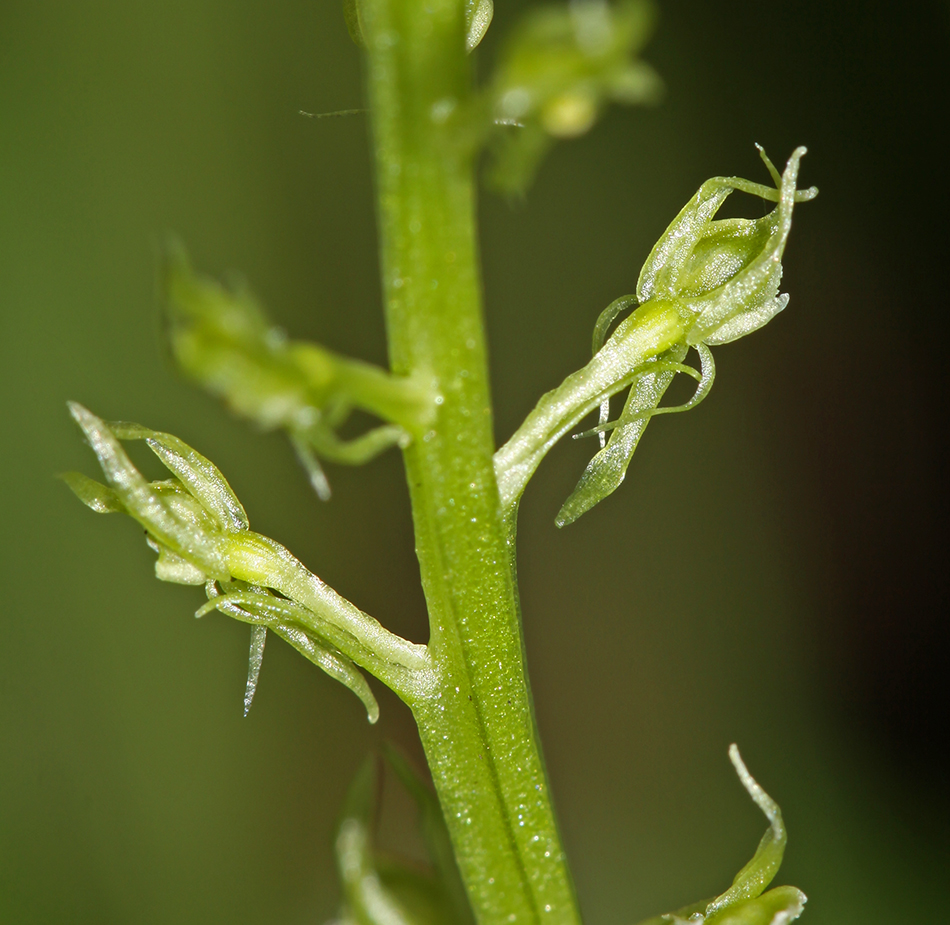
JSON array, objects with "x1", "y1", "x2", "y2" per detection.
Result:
[{"x1": 360, "y1": 0, "x2": 582, "y2": 922}]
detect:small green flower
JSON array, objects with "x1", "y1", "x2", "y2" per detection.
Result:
[
  {"x1": 494, "y1": 147, "x2": 816, "y2": 526},
  {"x1": 62, "y1": 403, "x2": 431, "y2": 720},
  {"x1": 62, "y1": 403, "x2": 247, "y2": 585},
  {"x1": 164, "y1": 247, "x2": 434, "y2": 499},
  {"x1": 556, "y1": 146, "x2": 816, "y2": 524},
  {"x1": 488, "y1": 0, "x2": 660, "y2": 192}
]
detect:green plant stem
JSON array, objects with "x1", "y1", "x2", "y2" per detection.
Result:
[
  {"x1": 362, "y1": 0, "x2": 581, "y2": 922},
  {"x1": 494, "y1": 299, "x2": 690, "y2": 511}
]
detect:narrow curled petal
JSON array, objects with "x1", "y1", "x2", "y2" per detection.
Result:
[
  {"x1": 590, "y1": 294, "x2": 639, "y2": 447},
  {"x1": 304, "y1": 421, "x2": 408, "y2": 466},
  {"x1": 706, "y1": 745, "x2": 787, "y2": 916}
]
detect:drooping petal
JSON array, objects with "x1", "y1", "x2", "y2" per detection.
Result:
[
  {"x1": 556, "y1": 354, "x2": 681, "y2": 526},
  {"x1": 243, "y1": 625, "x2": 267, "y2": 716},
  {"x1": 201, "y1": 587, "x2": 380, "y2": 723},
  {"x1": 705, "y1": 745, "x2": 787, "y2": 916}
]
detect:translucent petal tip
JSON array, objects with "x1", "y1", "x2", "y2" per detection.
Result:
[{"x1": 729, "y1": 743, "x2": 781, "y2": 828}]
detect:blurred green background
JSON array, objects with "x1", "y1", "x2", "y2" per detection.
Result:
[{"x1": 2, "y1": 1, "x2": 947, "y2": 922}]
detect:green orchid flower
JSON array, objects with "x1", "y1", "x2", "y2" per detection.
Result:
[
  {"x1": 62, "y1": 403, "x2": 433, "y2": 721},
  {"x1": 164, "y1": 248, "x2": 435, "y2": 499},
  {"x1": 493, "y1": 146, "x2": 817, "y2": 527},
  {"x1": 488, "y1": 0, "x2": 661, "y2": 192}
]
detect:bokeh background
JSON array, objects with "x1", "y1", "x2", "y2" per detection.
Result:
[{"x1": 2, "y1": 1, "x2": 947, "y2": 922}]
